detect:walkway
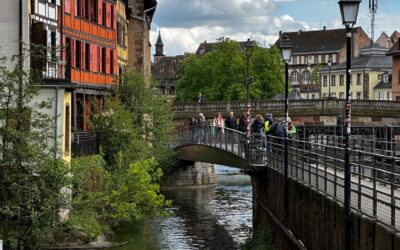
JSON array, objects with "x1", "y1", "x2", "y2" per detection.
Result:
[{"x1": 174, "y1": 125, "x2": 400, "y2": 233}]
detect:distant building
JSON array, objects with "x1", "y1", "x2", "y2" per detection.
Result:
[
  {"x1": 275, "y1": 27, "x2": 371, "y2": 99},
  {"x1": 152, "y1": 32, "x2": 185, "y2": 95},
  {"x1": 375, "y1": 31, "x2": 400, "y2": 49},
  {"x1": 320, "y1": 44, "x2": 392, "y2": 100},
  {"x1": 386, "y1": 40, "x2": 400, "y2": 101}
]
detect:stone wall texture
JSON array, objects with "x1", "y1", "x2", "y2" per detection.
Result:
[
  {"x1": 167, "y1": 162, "x2": 217, "y2": 187},
  {"x1": 251, "y1": 168, "x2": 400, "y2": 250}
]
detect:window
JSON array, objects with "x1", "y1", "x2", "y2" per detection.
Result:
[
  {"x1": 383, "y1": 74, "x2": 389, "y2": 83},
  {"x1": 339, "y1": 74, "x2": 344, "y2": 86},
  {"x1": 399, "y1": 70, "x2": 400, "y2": 85},
  {"x1": 314, "y1": 55, "x2": 318, "y2": 64},
  {"x1": 302, "y1": 70, "x2": 310, "y2": 83},
  {"x1": 357, "y1": 73, "x2": 361, "y2": 85},
  {"x1": 75, "y1": 40, "x2": 81, "y2": 69},
  {"x1": 376, "y1": 92, "x2": 383, "y2": 100},
  {"x1": 110, "y1": 5, "x2": 114, "y2": 29},
  {"x1": 388, "y1": 91, "x2": 392, "y2": 101},
  {"x1": 102, "y1": 2, "x2": 106, "y2": 26},
  {"x1": 65, "y1": 0, "x2": 71, "y2": 13},
  {"x1": 101, "y1": 47, "x2": 106, "y2": 73},
  {"x1": 292, "y1": 56, "x2": 297, "y2": 64},
  {"x1": 75, "y1": 0, "x2": 81, "y2": 17},
  {"x1": 290, "y1": 71, "x2": 299, "y2": 82},
  {"x1": 331, "y1": 75, "x2": 336, "y2": 86},
  {"x1": 356, "y1": 92, "x2": 362, "y2": 99},
  {"x1": 85, "y1": 43, "x2": 90, "y2": 70},
  {"x1": 364, "y1": 73, "x2": 369, "y2": 85},
  {"x1": 93, "y1": 0, "x2": 98, "y2": 22},
  {"x1": 50, "y1": 31, "x2": 57, "y2": 61},
  {"x1": 323, "y1": 75, "x2": 328, "y2": 87},
  {"x1": 339, "y1": 92, "x2": 344, "y2": 99},
  {"x1": 331, "y1": 93, "x2": 336, "y2": 97},
  {"x1": 110, "y1": 49, "x2": 114, "y2": 74},
  {"x1": 84, "y1": 0, "x2": 90, "y2": 20},
  {"x1": 378, "y1": 74, "x2": 383, "y2": 80},
  {"x1": 304, "y1": 56, "x2": 308, "y2": 64}
]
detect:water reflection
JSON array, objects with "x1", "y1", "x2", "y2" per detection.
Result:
[{"x1": 111, "y1": 165, "x2": 252, "y2": 250}]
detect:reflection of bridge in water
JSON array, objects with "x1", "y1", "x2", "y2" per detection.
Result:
[{"x1": 173, "y1": 125, "x2": 400, "y2": 248}]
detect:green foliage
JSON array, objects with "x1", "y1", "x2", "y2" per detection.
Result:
[
  {"x1": 241, "y1": 225, "x2": 275, "y2": 250},
  {"x1": 175, "y1": 38, "x2": 284, "y2": 101},
  {"x1": 0, "y1": 51, "x2": 67, "y2": 249},
  {"x1": 64, "y1": 70, "x2": 173, "y2": 242}
]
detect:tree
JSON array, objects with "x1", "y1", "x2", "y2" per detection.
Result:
[
  {"x1": 175, "y1": 38, "x2": 284, "y2": 101},
  {"x1": 0, "y1": 51, "x2": 67, "y2": 249}
]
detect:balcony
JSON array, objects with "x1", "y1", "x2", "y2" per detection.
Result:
[{"x1": 72, "y1": 132, "x2": 99, "y2": 157}]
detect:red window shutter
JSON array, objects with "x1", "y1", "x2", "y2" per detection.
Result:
[
  {"x1": 81, "y1": 42, "x2": 85, "y2": 70},
  {"x1": 106, "y1": 3, "x2": 111, "y2": 28},
  {"x1": 65, "y1": 0, "x2": 71, "y2": 13},
  {"x1": 74, "y1": 0, "x2": 78, "y2": 16},
  {"x1": 93, "y1": 45, "x2": 98, "y2": 72},
  {"x1": 106, "y1": 48, "x2": 110, "y2": 74},
  {"x1": 98, "y1": 0, "x2": 103, "y2": 25}
]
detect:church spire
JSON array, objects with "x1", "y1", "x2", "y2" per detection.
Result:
[{"x1": 155, "y1": 31, "x2": 164, "y2": 56}]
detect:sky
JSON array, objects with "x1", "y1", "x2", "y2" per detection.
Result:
[{"x1": 149, "y1": 0, "x2": 400, "y2": 57}]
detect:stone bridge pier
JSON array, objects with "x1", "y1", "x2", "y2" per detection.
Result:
[{"x1": 250, "y1": 168, "x2": 400, "y2": 250}]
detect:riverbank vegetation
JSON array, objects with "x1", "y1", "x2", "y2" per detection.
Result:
[
  {"x1": 175, "y1": 38, "x2": 285, "y2": 102},
  {"x1": 0, "y1": 52, "x2": 174, "y2": 248},
  {"x1": 55, "y1": 71, "x2": 174, "y2": 245}
]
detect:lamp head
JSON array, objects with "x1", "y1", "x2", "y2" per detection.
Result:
[
  {"x1": 338, "y1": 0, "x2": 361, "y2": 27},
  {"x1": 280, "y1": 35, "x2": 293, "y2": 63}
]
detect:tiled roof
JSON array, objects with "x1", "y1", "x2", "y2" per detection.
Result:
[
  {"x1": 275, "y1": 28, "x2": 353, "y2": 54},
  {"x1": 374, "y1": 80, "x2": 392, "y2": 89},
  {"x1": 321, "y1": 45, "x2": 392, "y2": 72},
  {"x1": 387, "y1": 40, "x2": 400, "y2": 56}
]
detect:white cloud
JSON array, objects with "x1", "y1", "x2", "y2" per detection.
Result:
[{"x1": 151, "y1": 0, "x2": 314, "y2": 56}]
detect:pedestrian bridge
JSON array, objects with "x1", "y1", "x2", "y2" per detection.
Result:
[{"x1": 173, "y1": 125, "x2": 400, "y2": 249}]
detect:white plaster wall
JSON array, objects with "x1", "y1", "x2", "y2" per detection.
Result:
[
  {"x1": 30, "y1": 88, "x2": 66, "y2": 158},
  {"x1": 0, "y1": 0, "x2": 30, "y2": 70}
]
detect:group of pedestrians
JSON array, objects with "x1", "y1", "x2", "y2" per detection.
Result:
[{"x1": 188, "y1": 111, "x2": 297, "y2": 146}]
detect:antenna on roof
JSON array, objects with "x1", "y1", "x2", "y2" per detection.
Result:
[{"x1": 369, "y1": 0, "x2": 378, "y2": 44}]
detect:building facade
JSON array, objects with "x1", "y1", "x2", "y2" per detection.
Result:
[
  {"x1": 152, "y1": 32, "x2": 185, "y2": 96},
  {"x1": 275, "y1": 27, "x2": 371, "y2": 99},
  {"x1": 126, "y1": 0, "x2": 157, "y2": 74},
  {"x1": 387, "y1": 40, "x2": 400, "y2": 101},
  {"x1": 320, "y1": 44, "x2": 392, "y2": 100},
  {"x1": 0, "y1": 0, "x2": 157, "y2": 160}
]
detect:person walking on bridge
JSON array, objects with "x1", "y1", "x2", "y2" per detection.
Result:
[
  {"x1": 197, "y1": 113, "x2": 207, "y2": 143},
  {"x1": 225, "y1": 111, "x2": 237, "y2": 143},
  {"x1": 213, "y1": 112, "x2": 224, "y2": 143}
]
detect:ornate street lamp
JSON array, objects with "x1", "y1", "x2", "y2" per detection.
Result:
[
  {"x1": 328, "y1": 58, "x2": 332, "y2": 98},
  {"x1": 338, "y1": 1, "x2": 361, "y2": 249},
  {"x1": 280, "y1": 34, "x2": 292, "y2": 225},
  {"x1": 245, "y1": 38, "x2": 253, "y2": 137}
]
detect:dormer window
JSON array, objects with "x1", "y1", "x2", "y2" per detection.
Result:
[{"x1": 383, "y1": 74, "x2": 389, "y2": 83}]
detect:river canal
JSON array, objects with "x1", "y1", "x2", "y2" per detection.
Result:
[{"x1": 111, "y1": 165, "x2": 252, "y2": 250}]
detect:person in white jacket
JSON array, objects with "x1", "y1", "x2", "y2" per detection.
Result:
[{"x1": 212, "y1": 112, "x2": 224, "y2": 143}]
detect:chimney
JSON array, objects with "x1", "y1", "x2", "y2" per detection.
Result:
[
  {"x1": 323, "y1": 26, "x2": 326, "y2": 30},
  {"x1": 298, "y1": 30, "x2": 302, "y2": 35},
  {"x1": 279, "y1": 30, "x2": 282, "y2": 41}
]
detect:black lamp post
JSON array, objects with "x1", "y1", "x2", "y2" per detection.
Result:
[
  {"x1": 245, "y1": 38, "x2": 253, "y2": 137},
  {"x1": 338, "y1": 1, "x2": 361, "y2": 249},
  {"x1": 328, "y1": 58, "x2": 332, "y2": 97},
  {"x1": 280, "y1": 35, "x2": 293, "y2": 225}
]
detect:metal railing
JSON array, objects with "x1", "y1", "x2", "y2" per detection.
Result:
[
  {"x1": 174, "y1": 125, "x2": 400, "y2": 233},
  {"x1": 72, "y1": 132, "x2": 99, "y2": 157}
]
